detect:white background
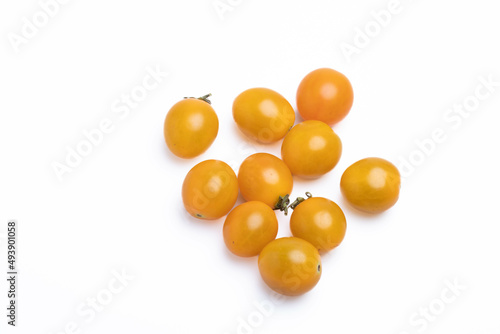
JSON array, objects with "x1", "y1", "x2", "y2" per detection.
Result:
[{"x1": 1, "y1": 0, "x2": 500, "y2": 333}]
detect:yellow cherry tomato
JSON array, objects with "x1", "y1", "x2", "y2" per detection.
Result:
[
  {"x1": 281, "y1": 120, "x2": 342, "y2": 178},
  {"x1": 233, "y1": 88, "x2": 295, "y2": 144},
  {"x1": 258, "y1": 237, "x2": 322, "y2": 296},
  {"x1": 182, "y1": 160, "x2": 238, "y2": 219},
  {"x1": 238, "y1": 153, "x2": 293, "y2": 209},
  {"x1": 164, "y1": 95, "x2": 218, "y2": 158},
  {"x1": 340, "y1": 157, "x2": 401, "y2": 213},
  {"x1": 296, "y1": 68, "x2": 354, "y2": 126},
  {"x1": 290, "y1": 197, "x2": 346, "y2": 252},
  {"x1": 223, "y1": 201, "x2": 279, "y2": 257}
]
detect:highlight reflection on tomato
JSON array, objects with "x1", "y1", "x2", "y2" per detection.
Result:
[
  {"x1": 223, "y1": 201, "x2": 278, "y2": 257},
  {"x1": 182, "y1": 160, "x2": 238, "y2": 220},
  {"x1": 238, "y1": 153, "x2": 293, "y2": 208},
  {"x1": 281, "y1": 120, "x2": 342, "y2": 179},
  {"x1": 290, "y1": 197, "x2": 346, "y2": 252},
  {"x1": 233, "y1": 88, "x2": 295, "y2": 144},
  {"x1": 164, "y1": 95, "x2": 218, "y2": 158},
  {"x1": 296, "y1": 68, "x2": 354, "y2": 126},
  {"x1": 258, "y1": 237, "x2": 322, "y2": 296},
  {"x1": 340, "y1": 157, "x2": 401, "y2": 213}
]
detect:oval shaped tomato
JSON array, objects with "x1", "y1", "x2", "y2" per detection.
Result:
[
  {"x1": 223, "y1": 201, "x2": 278, "y2": 257},
  {"x1": 296, "y1": 68, "x2": 353, "y2": 126},
  {"x1": 238, "y1": 153, "x2": 293, "y2": 208},
  {"x1": 182, "y1": 160, "x2": 238, "y2": 219},
  {"x1": 340, "y1": 157, "x2": 401, "y2": 213},
  {"x1": 290, "y1": 197, "x2": 346, "y2": 252},
  {"x1": 164, "y1": 96, "x2": 218, "y2": 158},
  {"x1": 233, "y1": 88, "x2": 295, "y2": 144},
  {"x1": 258, "y1": 237, "x2": 322, "y2": 296},
  {"x1": 281, "y1": 120, "x2": 342, "y2": 178}
]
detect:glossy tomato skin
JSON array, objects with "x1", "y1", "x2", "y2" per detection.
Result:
[
  {"x1": 238, "y1": 153, "x2": 293, "y2": 208},
  {"x1": 281, "y1": 120, "x2": 342, "y2": 178},
  {"x1": 258, "y1": 237, "x2": 322, "y2": 296},
  {"x1": 164, "y1": 98, "x2": 219, "y2": 158},
  {"x1": 290, "y1": 197, "x2": 346, "y2": 252},
  {"x1": 340, "y1": 158, "x2": 401, "y2": 213},
  {"x1": 223, "y1": 201, "x2": 278, "y2": 257},
  {"x1": 296, "y1": 68, "x2": 354, "y2": 126},
  {"x1": 182, "y1": 160, "x2": 238, "y2": 220},
  {"x1": 233, "y1": 88, "x2": 295, "y2": 144}
]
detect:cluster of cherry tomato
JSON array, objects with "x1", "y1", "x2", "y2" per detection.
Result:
[{"x1": 164, "y1": 68, "x2": 401, "y2": 296}]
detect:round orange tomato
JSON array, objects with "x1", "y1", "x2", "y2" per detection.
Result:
[
  {"x1": 296, "y1": 68, "x2": 353, "y2": 126},
  {"x1": 238, "y1": 153, "x2": 293, "y2": 209},
  {"x1": 182, "y1": 160, "x2": 238, "y2": 219},
  {"x1": 233, "y1": 88, "x2": 295, "y2": 144},
  {"x1": 258, "y1": 237, "x2": 321, "y2": 296},
  {"x1": 164, "y1": 95, "x2": 218, "y2": 158},
  {"x1": 281, "y1": 120, "x2": 342, "y2": 178},
  {"x1": 290, "y1": 197, "x2": 346, "y2": 252},
  {"x1": 340, "y1": 157, "x2": 401, "y2": 213},
  {"x1": 223, "y1": 201, "x2": 278, "y2": 257}
]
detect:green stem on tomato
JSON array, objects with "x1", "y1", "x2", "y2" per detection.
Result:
[
  {"x1": 288, "y1": 192, "x2": 313, "y2": 210},
  {"x1": 184, "y1": 93, "x2": 212, "y2": 105},
  {"x1": 274, "y1": 194, "x2": 291, "y2": 215}
]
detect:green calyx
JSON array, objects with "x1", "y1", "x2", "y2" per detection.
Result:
[
  {"x1": 184, "y1": 93, "x2": 212, "y2": 105},
  {"x1": 274, "y1": 192, "x2": 313, "y2": 216},
  {"x1": 289, "y1": 192, "x2": 313, "y2": 210},
  {"x1": 274, "y1": 194, "x2": 291, "y2": 215}
]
